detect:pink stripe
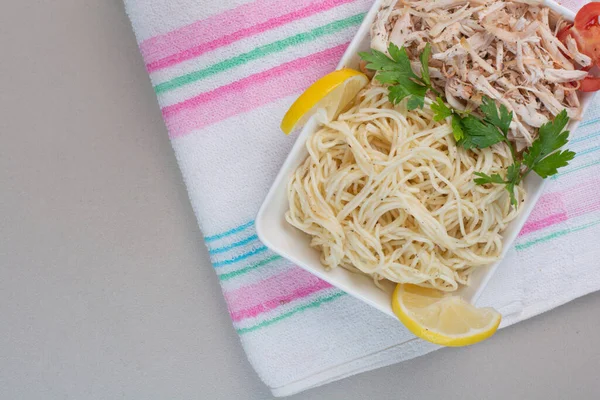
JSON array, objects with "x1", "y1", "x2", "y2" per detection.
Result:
[
  {"x1": 520, "y1": 179, "x2": 600, "y2": 236},
  {"x1": 566, "y1": 179, "x2": 600, "y2": 218},
  {"x1": 140, "y1": 0, "x2": 307, "y2": 62},
  {"x1": 520, "y1": 213, "x2": 568, "y2": 236},
  {"x1": 225, "y1": 267, "x2": 331, "y2": 321},
  {"x1": 163, "y1": 43, "x2": 347, "y2": 137},
  {"x1": 569, "y1": 197, "x2": 600, "y2": 218},
  {"x1": 141, "y1": 0, "x2": 352, "y2": 72},
  {"x1": 520, "y1": 192, "x2": 566, "y2": 236}
]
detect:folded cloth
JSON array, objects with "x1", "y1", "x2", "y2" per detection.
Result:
[{"x1": 123, "y1": 0, "x2": 600, "y2": 396}]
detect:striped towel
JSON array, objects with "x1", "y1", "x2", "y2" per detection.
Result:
[{"x1": 123, "y1": 0, "x2": 600, "y2": 396}]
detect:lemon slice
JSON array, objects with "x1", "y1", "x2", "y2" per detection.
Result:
[
  {"x1": 392, "y1": 284, "x2": 501, "y2": 347},
  {"x1": 280, "y1": 68, "x2": 369, "y2": 134}
]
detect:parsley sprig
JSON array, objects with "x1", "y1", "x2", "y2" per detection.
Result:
[
  {"x1": 359, "y1": 43, "x2": 576, "y2": 207},
  {"x1": 359, "y1": 43, "x2": 438, "y2": 110},
  {"x1": 473, "y1": 109, "x2": 575, "y2": 205},
  {"x1": 432, "y1": 96, "x2": 510, "y2": 150},
  {"x1": 430, "y1": 96, "x2": 575, "y2": 206}
]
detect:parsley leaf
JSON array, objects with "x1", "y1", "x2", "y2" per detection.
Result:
[
  {"x1": 407, "y1": 95, "x2": 425, "y2": 110},
  {"x1": 431, "y1": 97, "x2": 452, "y2": 121},
  {"x1": 388, "y1": 43, "x2": 415, "y2": 75},
  {"x1": 531, "y1": 149, "x2": 576, "y2": 178},
  {"x1": 371, "y1": 71, "x2": 403, "y2": 85},
  {"x1": 452, "y1": 98, "x2": 510, "y2": 150},
  {"x1": 479, "y1": 96, "x2": 512, "y2": 136},
  {"x1": 359, "y1": 44, "x2": 417, "y2": 80},
  {"x1": 451, "y1": 115, "x2": 465, "y2": 141},
  {"x1": 388, "y1": 78, "x2": 427, "y2": 106},
  {"x1": 522, "y1": 109, "x2": 575, "y2": 179},
  {"x1": 458, "y1": 115, "x2": 506, "y2": 149},
  {"x1": 523, "y1": 110, "x2": 571, "y2": 173},
  {"x1": 505, "y1": 162, "x2": 521, "y2": 206},
  {"x1": 430, "y1": 97, "x2": 464, "y2": 140},
  {"x1": 473, "y1": 172, "x2": 505, "y2": 185},
  {"x1": 387, "y1": 84, "x2": 412, "y2": 104},
  {"x1": 472, "y1": 109, "x2": 575, "y2": 207},
  {"x1": 474, "y1": 163, "x2": 521, "y2": 206},
  {"x1": 358, "y1": 48, "x2": 405, "y2": 74},
  {"x1": 359, "y1": 43, "x2": 434, "y2": 109}
]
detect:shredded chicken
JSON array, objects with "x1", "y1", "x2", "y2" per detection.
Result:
[
  {"x1": 565, "y1": 34, "x2": 592, "y2": 67},
  {"x1": 370, "y1": 0, "x2": 586, "y2": 145}
]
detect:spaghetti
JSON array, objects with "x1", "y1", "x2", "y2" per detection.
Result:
[{"x1": 286, "y1": 85, "x2": 524, "y2": 292}]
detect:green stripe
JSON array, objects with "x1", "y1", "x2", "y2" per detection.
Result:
[
  {"x1": 154, "y1": 13, "x2": 365, "y2": 94},
  {"x1": 236, "y1": 291, "x2": 346, "y2": 334},
  {"x1": 515, "y1": 218, "x2": 600, "y2": 251},
  {"x1": 218, "y1": 254, "x2": 282, "y2": 281}
]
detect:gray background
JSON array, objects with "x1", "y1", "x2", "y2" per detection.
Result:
[{"x1": 1, "y1": 1, "x2": 599, "y2": 399}]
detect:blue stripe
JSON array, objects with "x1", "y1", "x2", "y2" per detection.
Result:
[
  {"x1": 213, "y1": 246, "x2": 269, "y2": 267},
  {"x1": 208, "y1": 234, "x2": 259, "y2": 255},
  {"x1": 578, "y1": 116, "x2": 600, "y2": 128},
  {"x1": 576, "y1": 144, "x2": 600, "y2": 157},
  {"x1": 205, "y1": 220, "x2": 254, "y2": 242},
  {"x1": 571, "y1": 130, "x2": 600, "y2": 145},
  {"x1": 555, "y1": 158, "x2": 600, "y2": 178},
  {"x1": 551, "y1": 144, "x2": 600, "y2": 179}
]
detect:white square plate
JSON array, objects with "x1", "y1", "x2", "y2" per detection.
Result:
[{"x1": 256, "y1": 0, "x2": 595, "y2": 317}]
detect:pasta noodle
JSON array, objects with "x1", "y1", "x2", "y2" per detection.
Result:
[{"x1": 285, "y1": 85, "x2": 525, "y2": 292}]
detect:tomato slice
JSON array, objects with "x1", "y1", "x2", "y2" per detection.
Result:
[
  {"x1": 574, "y1": 2, "x2": 600, "y2": 31},
  {"x1": 557, "y1": 25, "x2": 572, "y2": 44},
  {"x1": 557, "y1": 4, "x2": 600, "y2": 92},
  {"x1": 570, "y1": 2, "x2": 600, "y2": 66},
  {"x1": 580, "y1": 76, "x2": 600, "y2": 92}
]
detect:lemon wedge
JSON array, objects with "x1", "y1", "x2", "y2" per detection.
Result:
[
  {"x1": 392, "y1": 284, "x2": 501, "y2": 347},
  {"x1": 280, "y1": 68, "x2": 369, "y2": 134}
]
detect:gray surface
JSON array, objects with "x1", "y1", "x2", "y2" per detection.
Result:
[{"x1": 0, "y1": 1, "x2": 599, "y2": 399}]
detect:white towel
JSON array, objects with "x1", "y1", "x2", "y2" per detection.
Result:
[{"x1": 123, "y1": 0, "x2": 600, "y2": 396}]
